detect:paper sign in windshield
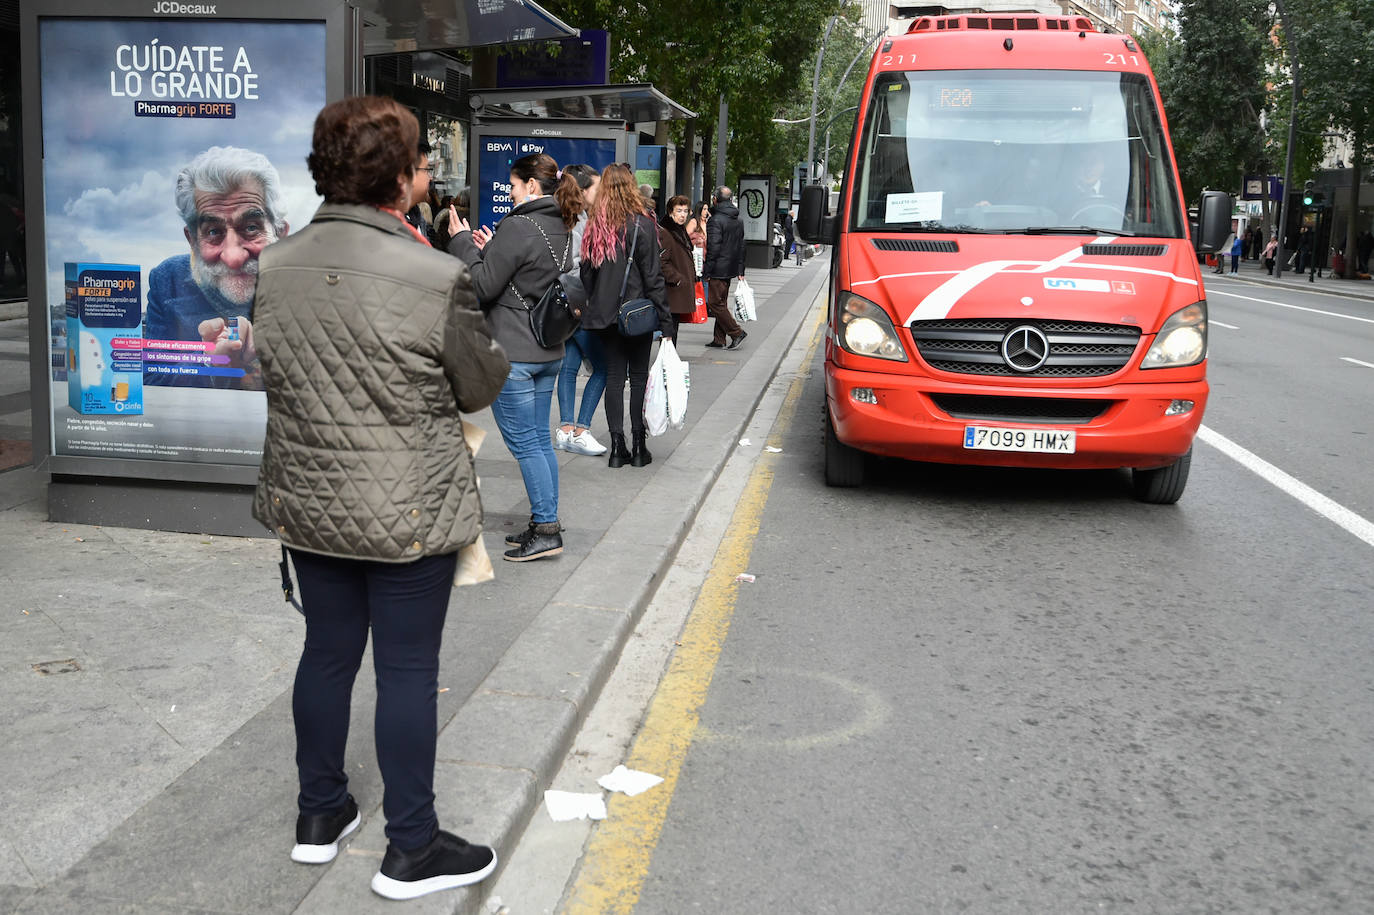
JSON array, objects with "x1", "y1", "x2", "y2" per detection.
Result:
[{"x1": 885, "y1": 191, "x2": 942, "y2": 223}]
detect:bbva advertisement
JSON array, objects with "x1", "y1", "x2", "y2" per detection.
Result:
[{"x1": 39, "y1": 17, "x2": 326, "y2": 465}]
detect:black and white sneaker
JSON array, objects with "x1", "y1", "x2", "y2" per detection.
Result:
[
  {"x1": 290, "y1": 794, "x2": 360, "y2": 864},
  {"x1": 370, "y1": 830, "x2": 497, "y2": 900}
]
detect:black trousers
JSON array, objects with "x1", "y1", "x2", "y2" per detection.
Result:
[
  {"x1": 597, "y1": 326, "x2": 652, "y2": 437},
  {"x1": 289, "y1": 548, "x2": 458, "y2": 852},
  {"x1": 706, "y1": 277, "x2": 743, "y2": 344}
]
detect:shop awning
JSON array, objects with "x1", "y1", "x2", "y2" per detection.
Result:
[
  {"x1": 470, "y1": 84, "x2": 696, "y2": 122},
  {"x1": 356, "y1": 0, "x2": 579, "y2": 56}
]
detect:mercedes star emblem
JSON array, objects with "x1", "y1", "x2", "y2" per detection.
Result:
[{"x1": 1001, "y1": 325, "x2": 1050, "y2": 372}]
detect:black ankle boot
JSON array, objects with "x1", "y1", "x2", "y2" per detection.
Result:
[
  {"x1": 608, "y1": 434, "x2": 631, "y2": 468},
  {"x1": 630, "y1": 431, "x2": 652, "y2": 467},
  {"x1": 503, "y1": 522, "x2": 562, "y2": 562},
  {"x1": 505, "y1": 518, "x2": 536, "y2": 545}
]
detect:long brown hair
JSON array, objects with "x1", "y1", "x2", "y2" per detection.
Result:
[
  {"x1": 510, "y1": 152, "x2": 583, "y2": 229},
  {"x1": 582, "y1": 163, "x2": 645, "y2": 266}
]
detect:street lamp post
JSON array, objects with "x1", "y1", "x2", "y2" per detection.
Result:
[
  {"x1": 816, "y1": 29, "x2": 885, "y2": 182},
  {"x1": 820, "y1": 105, "x2": 860, "y2": 180},
  {"x1": 806, "y1": 15, "x2": 839, "y2": 186},
  {"x1": 1272, "y1": 0, "x2": 1300, "y2": 280}
]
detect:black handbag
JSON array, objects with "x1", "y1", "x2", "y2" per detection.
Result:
[
  {"x1": 507, "y1": 215, "x2": 581, "y2": 349},
  {"x1": 616, "y1": 219, "x2": 659, "y2": 337}
]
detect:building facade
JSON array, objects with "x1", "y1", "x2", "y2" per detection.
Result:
[
  {"x1": 882, "y1": 0, "x2": 1133, "y2": 34},
  {"x1": 1121, "y1": 0, "x2": 1176, "y2": 38}
]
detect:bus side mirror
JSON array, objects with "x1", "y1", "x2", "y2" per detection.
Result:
[
  {"x1": 1194, "y1": 191, "x2": 1231, "y2": 253},
  {"x1": 797, "y1": 185, "x2": 833, "y2": 243}
]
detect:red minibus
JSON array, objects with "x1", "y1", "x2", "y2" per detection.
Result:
[{"x1": 797, "y1": 14, "x2": 1230, "y2": 502}]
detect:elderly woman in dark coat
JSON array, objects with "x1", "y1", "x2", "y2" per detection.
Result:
[{"x1": 658, "y1": 194, "x2": 697, "y2": 344}]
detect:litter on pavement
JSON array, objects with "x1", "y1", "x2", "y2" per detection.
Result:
[
  {"x1": 734, "y1": 573, "x2": 756, "y2": 583},
  {"x1": 597, "y1": 765, "x2": 664, "y2": 797},
  {"x1": 764, "y1": 446, "x2": 782, "y2": 453},
  {"x1": 739, "y1": 438, "x2": 752, "y2": 446},
  {"x1": 543, "y1": 790, "x2": 606, "y2": 822}
]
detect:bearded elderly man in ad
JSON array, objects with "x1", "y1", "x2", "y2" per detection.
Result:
[{"x1": 144, "y1": 145, "x2": 288, "y2": 389}]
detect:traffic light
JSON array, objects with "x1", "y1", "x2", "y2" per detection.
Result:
[{"x1": 1302, "y1": 179, "x2": 1315, "y2": 206}]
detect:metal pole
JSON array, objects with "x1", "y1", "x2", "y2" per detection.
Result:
[
  {"x1": 715, "y1": 93, "x2": 728, "y2": 190},
  {"x1": 1272, "y1": 0, "x2": 1299, "y2": 279},
  {"x1": 835, "y1": 29, "x2": 885, "y2": 105},
  {"x1": 819, "y1": 30, "x2": 885, "y2": 182},
  {"x1": 807, "y1": 15, "x2": 839, "y2": 184},
  {"x1": 819, "y1": 105, "x2": 860, "y2": 180}
]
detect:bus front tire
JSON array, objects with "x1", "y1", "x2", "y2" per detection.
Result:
[
  {"x1": 1131, "y1": 448, "x2": 1191, "y2": 504},
  {"x1": 824, "y1": 409, "x2": 866, "y2": 487}
]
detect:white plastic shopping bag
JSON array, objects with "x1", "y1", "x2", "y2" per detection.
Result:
[
  {"x1": 455, "y1": 421, "x2": 495, "y2": 586},
  {"x1": 733, "y1": 277, "x2": 757, "y2": 323},
  {"x1": 660, "y1": 340, "x2": 689, "y2": 429},
  {"x1": 645, "y1": 345, "x2": 670, "y2": 437}
]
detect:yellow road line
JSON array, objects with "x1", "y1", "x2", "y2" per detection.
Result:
[{"x1": 564, "y1": 301, "x2": 827, "y2": 915}]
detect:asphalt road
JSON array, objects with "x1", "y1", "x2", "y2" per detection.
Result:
[
  {"x1": 549, "y1": 276, "x2": 1374, "y2": 913},
  {"x1": 1202, "y1": 275, "x2": 1374, "y2": 520}
]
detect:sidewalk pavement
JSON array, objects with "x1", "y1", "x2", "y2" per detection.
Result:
[
  {"x1": 1211, "y1": 253, "x2": 1374, "y2": 303},
  {"x1": 0, "y1": 257, "x2": 829, "y2": 915}
]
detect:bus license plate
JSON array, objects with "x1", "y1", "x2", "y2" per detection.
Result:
[{"x1": 963, "y1": 426, "x2": 1076, "y2": 454}]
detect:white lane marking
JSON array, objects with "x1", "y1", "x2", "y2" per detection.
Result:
[
  {"x1": 1207, "y1": 289, "x2": 1374, "y2": 325},
  {"x1": 1211, "y1": 320, "x2": 1239, "y2": 330},
  {"x1": 1341, "y1": 356, "x2": 1374, "y2": 369},
  {"x1": 1197, "y1": 425, "x2": 1374, "y2": 549}
]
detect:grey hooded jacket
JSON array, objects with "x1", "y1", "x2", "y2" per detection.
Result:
[{"x1": 251, "y1": 203, "x2": 509, "y2": 562}]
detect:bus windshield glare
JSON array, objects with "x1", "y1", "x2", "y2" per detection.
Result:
[{"x1": 851, "y1": 69, "x2": 1185, "y2": 237}]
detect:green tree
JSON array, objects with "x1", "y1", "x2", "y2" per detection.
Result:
[
  {"x1": 1151, "y1": 0, "x2": 1271, "y2": 203},
  {"x1": 1286, "y1": 0, "x2": 1374, "y2": 276},
  {"x1": 542, "y1": 0, "x2": 849, "y2": 185},
  {"x1": 762, "y1": 14, "x2": 873, "y2": 185}
]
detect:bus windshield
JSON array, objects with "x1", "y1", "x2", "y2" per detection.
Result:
[{"x1": 850, "y1": 69, "x2": 1184, "y2": 237}]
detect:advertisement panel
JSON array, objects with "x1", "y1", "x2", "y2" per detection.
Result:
[
  {"x1": 37, "y1": 16, "x2": 326, "y2": 466},
  {"x1": 635, "y1": 145, "x2": 665, "y2": 211},
  {"x1": 473, "y1": 133, "x2": 619, "y2": 230},
  {"x1": 738, "y1": 175, "x2": 773, "y2": 243},
  {"x1": 494, "y1": 30, "x2": 610, "y2": 88}
]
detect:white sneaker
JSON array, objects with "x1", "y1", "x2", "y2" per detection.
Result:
[
  {"x1": 567, "y1": 429, "x2": 608, "y2": 456},
  {"x1": 554, "y1": 427, "x2": 572, "y2": 451}
]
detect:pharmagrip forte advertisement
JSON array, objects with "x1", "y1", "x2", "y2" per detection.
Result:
[{"x1": 39, "y1": 18, "x2": 325, "y2": 464}]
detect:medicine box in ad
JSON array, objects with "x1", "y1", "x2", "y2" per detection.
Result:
[{"x1": 65, "y1": 262, "x2": 144, "y2": 415}]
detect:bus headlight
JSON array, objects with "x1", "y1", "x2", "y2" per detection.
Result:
[
  {"x1": 1142, "y1": 302, "x2": 1207, "y2": 369},
  {"x1": 839, "y1": 292, "x2": 908, "y2": 362}
]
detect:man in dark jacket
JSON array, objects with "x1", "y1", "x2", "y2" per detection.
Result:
[
  {"x1": 1357, "y1": 229, "x2": 1374, "y2": 274},
  {"x1": 703, "y1": 187, "x2": 747, "y2": 350}
]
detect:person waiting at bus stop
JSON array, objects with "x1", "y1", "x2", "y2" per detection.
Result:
[
  {"x1": 251, "y1": 95, "x2": 510, "y2": 901},
  {"x1": 703, "y1": 186, "x2": 747, "y2": 350}
]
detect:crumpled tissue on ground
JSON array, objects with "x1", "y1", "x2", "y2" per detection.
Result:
[
  {"x1": 543, "y1": 790, "x2": 607, "y2": 821},
  {"x1": 597, "y1": 765, "x2": 665, "y2": 797}
]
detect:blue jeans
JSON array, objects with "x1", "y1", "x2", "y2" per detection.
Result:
[
  {"x1": 557, "y1": 328, "x2": 607, "y2": 429},
  {"x1": 490, "y1": 359, "x2": 561, "y2": 524},
  {"x1": 290, "y1": 548, "x2": 458, "y2": 851}
]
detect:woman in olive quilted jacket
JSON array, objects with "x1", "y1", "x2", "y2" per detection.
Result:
[{"x1": 251, "y1": 96, "x2": 509, "y2": 901}]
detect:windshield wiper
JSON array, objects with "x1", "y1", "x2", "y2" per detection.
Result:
[
  {"x1": 1023, "y1": 226, "x2": 1137, "y2": 237},
  {"x1": 878, "y1": 222, "x2": 994, "y2": 234}
]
